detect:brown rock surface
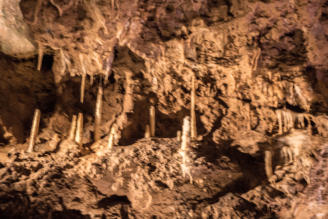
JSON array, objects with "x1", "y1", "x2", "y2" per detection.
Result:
[
  {"x1": 0, "y1": 0, "x2": 36, "y2": 58},
  {"x1": 0, "y1": 0, "x2": 327, "y2": 218}
]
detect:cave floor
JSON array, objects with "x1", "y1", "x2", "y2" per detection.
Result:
[{"x1": 0, "y1": 134, "x2": 327, "y2": 218}]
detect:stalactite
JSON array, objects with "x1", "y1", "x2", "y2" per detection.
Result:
[
  {"x1": 92, "y1": 52, "x2": 103, "y2": 71},
  {"x1": 294, "y1": 85, "x2": 309, "y2": 111},
  {"x1": 281, "y1": 110, "x2": 294, "y2": 133},
  {"x1": 307, "y1": 115, "x2": 313, "y2": 135},
  {"x1": 103, "y1": 53, "x2": 114, "y2": 85},
  {"x1": 287, "y1": 111, "x2": 294, "y2": 132},
  {"x1": 276, "y1": 110, "x2": 283, "y2": 134},
  {"x1": 150, "y1": 105, "x2": 155, "y2": 137},
  {"x1": 53, "y1": 48, "x2": 66, "y2": 84},
  {"x1": 79, "y1": 54, "x2": 87, "y2": 104},
  {"x1": 37, "y1": 42, "x2": 44, "y2": 71},
  {"x1": 80, "y1": 73, "x2": 86, "y2": 104}
]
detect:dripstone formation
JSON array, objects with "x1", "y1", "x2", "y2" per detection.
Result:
[{"x1": 0, "y1": 0, "x2": 327, "y2": 218}]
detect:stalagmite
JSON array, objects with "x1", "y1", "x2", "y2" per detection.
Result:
[
  {"x1": 68, "y1": 115, "x2": 77, "y2": 140},
  {"x1": 144, "y1": 125, "x2": 151, "y2": 138},
  {"x1": 150, "y1": 105, "x2": 155, "y2": 137},
  {"x1": 180, "y1": 116, "x2": 192, "y2": 183},
  {"x1": 276, "y1": 110, "x2": 283, "y2": 134},
  {"x1": 75, "y1": 113, "x2": 83, "y2": 146},
  {"x1": 190, "y1": 74, "x2": 197, "y2": 140},
  {"x1": 27, "y1": 109, "x2": 41, "y2": 153},
  {"x1": 108, "y1": 126, "x2": 116, "y2": 150},
  {"x1": 295, "y1": 114, "x2": 305, "y2": 129},
  {"x1": 181, "y1": 116, "x2": 190, "y2": 151},
  {"x1": 37, "y1": 42, "x2": 44, "y2": 71},
  {"x1": 94, "y1": 83, "x2": 103, "y2": 141},
  {"x1": 264, "y1": 150, "x2": 273, "y2": 180},
  {"x1": 177, "y1": 130, "x2": 182, "y2": 142}
]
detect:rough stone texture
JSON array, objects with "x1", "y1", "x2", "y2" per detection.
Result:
[
  {"x1": 0, "y1": 0, "x2": 36, "y2": 58},
  {"x1": 6, "y1": 0, "x2": 325, "y2": 146},
  {"x1": 0, "y1": 135, "x2": 327, "y2": 218},
  {"x1": 0, "y1": 0, "x2": 327, "y2": 218}
]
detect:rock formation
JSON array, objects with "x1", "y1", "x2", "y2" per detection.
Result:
[{"x1": 0, "y1": 0, "x2": 327, "y2": 218}]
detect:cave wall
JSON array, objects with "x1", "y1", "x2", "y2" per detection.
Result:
[
  {"x1": 0, "y1": 0, "x2": 327, "y2": 146},
  {"x1": 0, "y1": 54, "x2": 56, "y2": 144},
  {"x1": 0, "y1": 0, "x2": 36, "y2": 58}
]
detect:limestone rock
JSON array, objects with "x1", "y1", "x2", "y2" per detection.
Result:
[{"x1": 0, "y1": 0, "x2": 36, "y2": 58}]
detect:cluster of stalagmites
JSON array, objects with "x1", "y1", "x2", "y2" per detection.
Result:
[
  {"x1": 23, "y1": 70, "x2": 200, "y2": 182},
  {"x1": 24, "y1": 58, "x2": 324, "y2": 184},
  {"x1": 26, "y1": 72, "x2": 198, "y2": 144}
]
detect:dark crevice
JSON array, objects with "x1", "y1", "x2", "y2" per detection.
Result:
[
  {"x1": 97, "y1": 195, "x2": 131, "y2": 208},
  {"x1": 52, "y1": 210, "x2": 91, "y2": 219},
  {"x1": 40, "y1": 54, "x2": 54, "y2": 72},
  {"x1": 285, "y1": 103, "x2": 306, "y2": 113},
  {"x1": 0, "y1": 53, "x2": 57, "y2": 143}
]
